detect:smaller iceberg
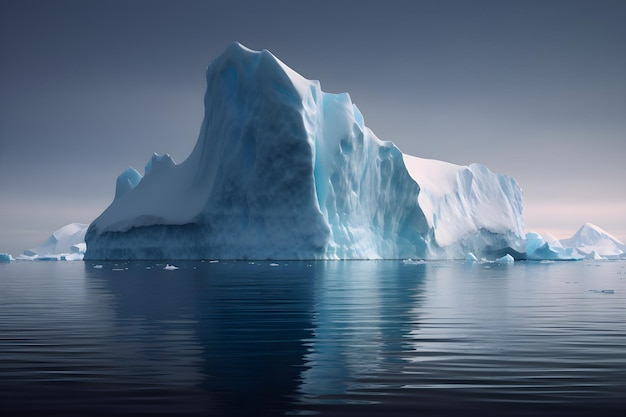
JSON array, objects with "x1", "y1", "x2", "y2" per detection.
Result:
[
  {"x1": 525, "y1": 232, "x2": 583, "y2": 261},
  {"x1": 495, "y1": 254, "x2": 515, "y2": 264},
  {"x1": 0, "y1": 253, "x2": 14, "y2": 262},
  {"x1": 560, "y1": 223, "x2": 625, "y2": 259},
  {"x1": 19, "y1": 223, "x2": 89, "y2": 261}
]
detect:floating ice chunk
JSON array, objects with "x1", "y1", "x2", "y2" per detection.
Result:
[
  {"x1": 0, "y1": 253, "x2": 14, "y2": 262},
  {"x1": 589, "y1": 289, "x2": 615, "y2": 294},
  {"x1": 164, "y1": 264, "x2": 179, "y2": 270},
  {"x1": 403, "y1": 259, "x2": 425, "y2": 265},
  {"x1": 464, "y1": 253, "x2": 478, "y2": 263},
  {"x1": 269, "y1": 263, "x2": 279, "y2": 267},
  {"x1": 92, "y1": 264, "x2": 103, "y2": 269},
  {"x1": 495, "y1": 254, "x2": 514, "y2": 264},
  {"x1": 34, "y1": 254, "x2": 65, "y2": 261}
]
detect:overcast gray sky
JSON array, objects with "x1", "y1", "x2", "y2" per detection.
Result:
[{"x1": 1, "y1": 0, "x2": 625, "y2": 255}]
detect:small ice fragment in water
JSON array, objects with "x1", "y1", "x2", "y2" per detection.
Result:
[
  {"x1": 495, "y1": 254, "x2": 514, "y2": 264},
  {"x1": 269, "y1": 263, "x2": 279, "y2": 267},
  {"x1": 93, "y1": 264, "x2": 103, "y2": 269},
  {"x1": 403, "y1": 259, "x2": 425, "y2": 265},
  {"x1": 164, "y1": 264, "x2": 179, "y2": 270},
  {"x1": 465, "y1": 253, "x2": 478, "y2": 263}
]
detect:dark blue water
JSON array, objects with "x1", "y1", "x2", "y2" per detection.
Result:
[{"x1": 1, "y1": 260, "x2": 625, "y2": 416}]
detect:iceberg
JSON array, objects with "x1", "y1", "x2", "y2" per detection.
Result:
[
  {"x1": 0, "y1": 253, "x2": 14, "y2": 262},
  {"x1": 495, "y1": 254, "x2": 515, "y2": 264},
  {"x1": 21, "y1": 223, "x2": 88, "y2": 261},
  {"x1": 525, "y1": 232, "x2": 583, "y2": 261},
  {"x1": 85, "y1": 43, "x2": 525, "y2": 260},
  {"x1": 560, "y1": 223, "x2": 626, "y2": 259}
]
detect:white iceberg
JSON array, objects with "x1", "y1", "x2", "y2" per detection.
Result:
[
  {"x1": 495, "y1": 254, "x2": 515, "y2": 264},
  {"x1": 85, "y1": 43, "x2": 525, "y2": 261},
  {"x1": 560, "y1": 223, "x2": 625, "y2": 259},
  {"x1": 21, "y1": 223, "x2": 88, "y2": 261}
]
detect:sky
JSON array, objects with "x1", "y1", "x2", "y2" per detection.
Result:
[{"x1": 0, "y1": 0, "x2": 624, "y2": 255}]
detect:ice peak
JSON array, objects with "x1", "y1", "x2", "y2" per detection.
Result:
[
  {"x1": 115, "y1": 167, "x2": 142, "y2": 200},
  {"x1": 208, "y1": 42, "x2": 310, "y2": 101},
  {"x1": 571, "y1": 222, "x2": 623, "y2": 246}
]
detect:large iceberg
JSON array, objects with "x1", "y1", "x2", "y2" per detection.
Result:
[{"x1": 85, "y1": 43, "x2": 525, "y2": 260}]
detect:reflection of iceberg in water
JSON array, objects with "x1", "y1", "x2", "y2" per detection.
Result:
[
  {"x1": 86, "y1": 261, "x2": 316, "y2": 415},
  {"x1": 296, "y1": 261, "x2": 426, "y2": 406},
  {"x1": 85, "y1": 263, "x2": 207, "y2": 394}
]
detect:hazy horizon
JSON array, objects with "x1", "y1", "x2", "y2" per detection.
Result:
[{"x1": 1, "y1": 0, "x2": 625, "y2": 255}]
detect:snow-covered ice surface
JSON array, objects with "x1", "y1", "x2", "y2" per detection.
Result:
[
  {"x1": 19, "y1": 223, "x2": 88, "y2": 261},
  {"x1": 85, "y1": 43, "x2": 525, "y2": 261}
]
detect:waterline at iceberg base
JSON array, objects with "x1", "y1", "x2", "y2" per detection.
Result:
[{"x1": 85, "y1": 43, "x2": 526, "y2": 261}]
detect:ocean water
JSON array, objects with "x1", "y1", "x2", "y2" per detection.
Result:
[{"x1": 1, "y1": 259, "x2": 625, "y2": 416}]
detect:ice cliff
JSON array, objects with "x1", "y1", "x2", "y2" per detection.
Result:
[{"x1": 85, "y1": 43, "x2": 525, "y2": 260}]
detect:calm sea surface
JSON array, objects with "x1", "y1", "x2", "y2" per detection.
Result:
[{"x1": 1, "y1": 259, "x2": 625, "y2": 416}]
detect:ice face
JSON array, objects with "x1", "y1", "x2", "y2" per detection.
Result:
[{"x1": 85, "y1": 43, "x2": 526, "y2": 260}]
